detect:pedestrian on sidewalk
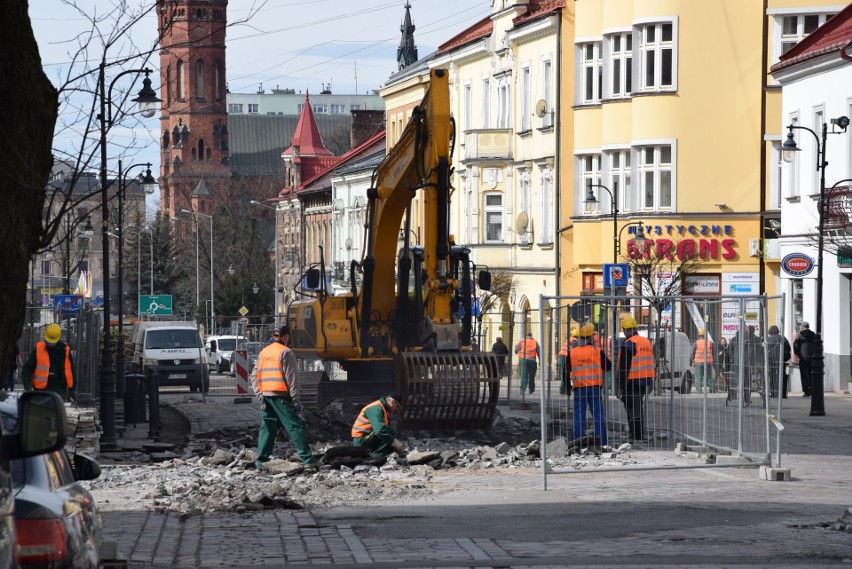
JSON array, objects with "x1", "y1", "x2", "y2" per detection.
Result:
[
  {"x1": 766, "y1": 325, "x2": 792, "y2": 398},
  {"x1": 21, "y1": 323, "x2": 75, "y2": 400},
  {"x1": 514, "y1": 332, "x2": 540, "y2": 395},
  {"x1": 491, "y1": 337, "x2": 509, "y2": 377},
  {"x1": 251, "y1": 325, "x2": 316, "y2": 470},
  {"x1": 352, "y1": 392, "x2": 407, "y2": 459},
  {"x1": 566, "y1": 324, "x2": 611, "y2": 445},
  {"x1": 616, "y1": 316, "x2": 654, "y2": 443},
  {"x1": 793, "y1": 321, "x2": 817, "y2": 397}
]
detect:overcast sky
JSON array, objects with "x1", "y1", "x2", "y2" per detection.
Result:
[{"x1": 30, "y1": 0, "x2": 491, "y2": 183}]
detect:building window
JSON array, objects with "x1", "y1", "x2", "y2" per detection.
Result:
[
  {"x1": 350, "y1": 104, "x2": 363, "y2": 110},
  {"x1": 579, "y1": 42, "x2": 602, "y2": 104},
  {"x1": 540, "y1": 167, "x2": 553, "y2": 244},
  {"x1": 520, "y1": 65, "x2": 531, "y2": 132},
  {"x1": 176, "y1": 60, "x2": 185, "y2": 100},
  {"x1": 496, "y1": 76, "x2": 511, "y2": 129},
  {"x1": 606, "y1": 149, "x2": 632, "y2": 213},
  {"x1": 578, "y1": 154, "x2": 602, "y2": 215},
  {"x1": 41, "y1": 259, "x2": 52, "y2": 277},
  {"x1": 215, "y1": 60, "x2": 223, "y2": 101},
  {"x1": 228, "y1": 103, "x2": 242, "y2": 113},
  {"x1": 195, "y1": 60, "x2": 205, "y2": 100},
  {"x1": 608, "y1": 32, "x2": 633, "y2": 98},
  {"x1": 463, "y1": 82, "x2": 472, "y2": 132},
  {"x1": 541, "y1": 59, "x2": 553, "y2": 128},
  {"x1": 297, "y1": 104, "x2": 304, "y2": 114},
  {"x1": 330, "y1": 104, "x2": 346, "y2": 114},
  {"x1": 313, "y1": 104, "x2": 328, "y2": 114},
  {"x1": 248, "y1": 104, "x2": 259, "y2": 113},
  {"x1": 780, "y1": 13, "x2": 833, "y2": 55},
  {"x1": 484, "y1": 193, "x2": 503, "y2": 243},
  {"x1": 638, "y1": 144, "x2": 673, "y2": 211},
  {"x1": 637, "y1": 20, "x2": 676, "y2": 92},
  {"x1": 481, "y1": 78, "x2": 490, "y2": 128}
]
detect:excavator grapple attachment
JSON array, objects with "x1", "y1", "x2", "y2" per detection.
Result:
[{"x1": 395, "y1": 351, "x2": 501, "y2": 430}]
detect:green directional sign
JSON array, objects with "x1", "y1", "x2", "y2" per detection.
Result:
[{"x1": 140, "y1": 294, "x2": 173, "y2": 315}]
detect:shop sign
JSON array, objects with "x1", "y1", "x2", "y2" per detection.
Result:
[
  {"x1": 780, "y1": 253, "x2": 814, "y2": 277},
  {"x1": 685, "y1": 275, "x2": 720, "y2": 294}
]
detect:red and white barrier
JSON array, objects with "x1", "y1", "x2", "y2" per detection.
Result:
[{"x1": 234, "y1": 349, "x2": 249, "y2": 394}]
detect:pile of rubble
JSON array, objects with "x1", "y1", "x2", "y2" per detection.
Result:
[
  {"x1": 84, "y1": 407, "x2": 648, "y2": 517},
  {"x1": 65, "y1": 405, "x2": 101, "y2": 457}
]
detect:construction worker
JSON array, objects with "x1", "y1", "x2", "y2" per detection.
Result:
[
  {"x1": 557, "y1": 328, "x2": 579, "y2": 395},
  {"x1": 616, "y1": 316, "x2": 655, "y2": 443},
  {"x1": 692, "y1": 329, "x2": 715, "y2": 393},
  {"x1": 514, "y1": 332, "x2": 540, "y2": 395},
  {"x1": 21, "y1": 323, "x2": 75, "y2": 400},
  {"x1": 566, "y1": 323, "x2": 611, "y2": 446},
  {"x1": 251, "y1": 325, "x2": 317, "y2": 470},
  {"x1": 352, "y1": 392, "x2": 407, "y2": 459}
]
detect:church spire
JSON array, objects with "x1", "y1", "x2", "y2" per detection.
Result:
[{"x1": 397, "y1": 1, "x2": 418, "y2": 71}]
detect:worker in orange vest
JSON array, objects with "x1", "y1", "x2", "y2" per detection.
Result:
[
  {"x1": 352, "y1": 392, "x2": 406, "y2": 459},
  {"x1": 514, "y1": 332, "x2": 540, "y2": 395},
  {"x1": 21, "y1": 323, "x2": 75, "y2": 400},
  {"x1": 692, "y1": 329, "x2": 715, "y2": 393},
  {"x1": 566, "y1": 323, "x2": 611, "y2": 446},
  {"x1": 557, "y1": 328, "x2": 579, "y2": 395},
  {"x1": 616, "y1": 316, "x2": 655, "y2": 443}
]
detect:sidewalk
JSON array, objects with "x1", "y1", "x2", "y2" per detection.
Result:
[{"x1": 98, "y1": 391, "x2": 852, "y2": 568}]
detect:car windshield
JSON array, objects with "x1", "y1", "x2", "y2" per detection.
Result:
[
  {"x1": 146, "y1": 329, "x2": 202, "y2": 349},
  {"x1": 218, "y1": 339, "x2": 237, "y2": 351}
]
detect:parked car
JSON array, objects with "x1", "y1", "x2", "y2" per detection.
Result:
[
  {"x1": 205, "y1": 335, "x2": 246, "y2": 374},
  {"x1": 0, "y1": 391, "x2": 88, "y2": 568}
]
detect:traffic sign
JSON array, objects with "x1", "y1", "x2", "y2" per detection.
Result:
[
  {"x1": 603, "y1": 263, "x2": 629, "y2": 288},
  {"x1": 140, "y1": 294, "x2": 173, "y2": 315},
  {"x1": 54, "y1": 294, "x2": 83, "y2": 315},
  {"x1": 239, "y1": 306, "x2": 249, "y2": 316}
]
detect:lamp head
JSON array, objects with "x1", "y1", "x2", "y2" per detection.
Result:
[
  {"x1": 141, "y1": 164, "x2": 158, "y2": 195},
  {"x1": 252, "y1": 282, "x2": 259, "y2": 295},
  {"x1": 781, "y1": 128, "x2": 800, "y2": 163},
  {"x1": 583, "y1": 181, "x2": 598, "y2": 215},
  {"x1": 132, "y1": 73, "x2": 161, "y2": 118},
  {"x1": 634, "y1": 222, "x2": 647, "y2": 253}
]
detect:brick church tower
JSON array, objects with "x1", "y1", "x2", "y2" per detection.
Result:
[{"x1": 157, "y1": 0, "x2": 230, "y2": 218}]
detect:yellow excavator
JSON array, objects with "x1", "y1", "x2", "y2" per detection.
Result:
[{"x1": 287, "y1": 69, "x2": 500, "y2": 430}]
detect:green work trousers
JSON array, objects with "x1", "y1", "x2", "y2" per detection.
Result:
[
  {"x1": 694, "y1": 363, "x2": 715, "y2": 392},
  {"x1": 519, "y1": 358, "x2": 537, "y2": 394},
  {"x1": 256, "y1": 395, "x2": 313, "y2": 466},
  {"x1": 557, "y1": 355, "x2": 567, "y2": 394},
  {"x1": 353, "y1": 429, "x2": 397, "y2": 458}
]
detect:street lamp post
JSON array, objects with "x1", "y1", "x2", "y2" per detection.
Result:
[
  {"x1": 584, "y1": 180, "x2": 619, "y2": 263},
  {"x1": 116, "y1": 161, "x2": 157, "y2": 397},
  {"x1": 250, "y1": 200, "x2": 279, "y2": 323},
  {"x1": 782, "y1": 114, "x2": 849, "y2": 417},
  {"x1": 97, "y1": 62, "x2": 160, "y2": 448},
  {"x1": 171, "y1": 216, "x2": 200, "y2": 320},
  {"x1": 181, "y1": 209, "x2": 214, "y2": 334}
]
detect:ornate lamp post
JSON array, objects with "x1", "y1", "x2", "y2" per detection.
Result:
[
  {"x1": 583, "y1": 180, "x2": 619, "y2": 263},
  {"x1": 781, "y1": 115, "x2": 849, "y2": 416},
  {"x1": 97, "y1": 63, "x2": 160, "y2": 448},
  {"x1": 181, "y1": 209, "x2": 214, "y2": 334}
]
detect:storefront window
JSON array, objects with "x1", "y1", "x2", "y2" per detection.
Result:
[{"x1": 791, "y1": 279, "x2": 803, "y2": 329}]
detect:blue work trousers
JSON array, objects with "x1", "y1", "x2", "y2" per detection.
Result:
[{"x1": 573, "y1": 385, "x2": 606, "y2": 446}]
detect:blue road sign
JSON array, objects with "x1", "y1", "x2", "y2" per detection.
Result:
[
  {"x1": 54, "y1": 294, "x2": 83, "y2": 315},
  {"x1": 603, "y1": 263, "x2": 630, "y2": 288}
]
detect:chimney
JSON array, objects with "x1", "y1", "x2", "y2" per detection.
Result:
[{"x1": 350, "y1": 110, "x2": 384, "y2": 148}]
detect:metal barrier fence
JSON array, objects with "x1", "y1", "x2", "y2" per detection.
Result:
[{"x1": 536, "y1": 293, "x2": 787, "y2": 483}]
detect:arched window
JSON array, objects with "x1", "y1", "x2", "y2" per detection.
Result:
[
  {"x1": 165, "y1": 65, "x2": 171, "y2": 104},
  {"x1": 176, "y1": 60, "x2": 185, "y2": 100},
  {"x1": 215, "y1": 60, "x2": 222, "y2": 101},
  {"x1": 195, "y1": 60, "x2": 205, "y2": 100},
  {"x1": 198, "y1": 139, "x2": 205, "y2": 160},
  {"x1": 162, "y1": 130, "x2": 170, "y2": 149}
]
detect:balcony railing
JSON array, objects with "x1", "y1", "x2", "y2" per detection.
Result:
[
  {"x1": 825, "y1": 186, "x2": 852, "y2": 230},
  {"x1": 463, "y1": 129, "x2": 513, "y2": 162}
]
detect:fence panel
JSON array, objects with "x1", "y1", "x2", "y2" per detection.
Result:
[{"x1": 539, "y1": 293, "x2": 786, "y2": 482}]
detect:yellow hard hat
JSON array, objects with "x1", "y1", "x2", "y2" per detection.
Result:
[
  {"x1": 698, "y1": 329, "x2": 705, "y2": 336},
  {"x1": 570, "y1": 328, "x2": 579, "y2": 338},
  {"x1": 620, "y1": 316, "x2": 638, "y2": 330},
  {"x1": 45, "y1": 323, "x2": 62, "y2": 343},
  {"x1": 578, "y1": 323, "x2": 596, "y2": 338}
]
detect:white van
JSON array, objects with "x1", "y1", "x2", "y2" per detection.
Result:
[
  {"x1": 650, "y1": 329, "x2": 695, "y2": 394},
  {"x1": 205, "y1": 335, "x2": 247, "y2": 374},
  {"x1": 130, "y1": 321, "x2": 210, "y2": 392}
]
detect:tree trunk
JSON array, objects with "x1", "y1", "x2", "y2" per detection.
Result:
[{"x1": 0, "y1": 0, "x2": 59, "y2": 368}]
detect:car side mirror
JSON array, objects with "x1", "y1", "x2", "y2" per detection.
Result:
[
  {"x1": 209, "y1": 340, "x2": 217, "y2": 352},
  {"x1": 13, "y1": 391, "x2": 67, "y2": 459},
  {"x1": 478, "y1": 270, "x2": 492, "y2": 291},
  {"x1": 73, "y1": 453, "x2": 101, "y2": 481}
]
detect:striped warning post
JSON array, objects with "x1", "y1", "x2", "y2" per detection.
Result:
[{"x1": 234, "y1": 349, "x2": 250, "y2": 394}]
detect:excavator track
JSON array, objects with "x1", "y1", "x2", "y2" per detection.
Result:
[{"x1": 395, "y1": 351, "x2": 501, "y2": 431}]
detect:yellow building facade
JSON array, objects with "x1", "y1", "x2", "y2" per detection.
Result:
[{"x1": 560, "y1": 0, "x2": 843, "y2": 333}]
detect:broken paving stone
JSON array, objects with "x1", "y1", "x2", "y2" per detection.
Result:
[
  {"x1": 142, "y1": 442, "x2": 176, "y2": 452},
  {"x1": 407, "y1": 450, "x2": 441, "y2": 465}
]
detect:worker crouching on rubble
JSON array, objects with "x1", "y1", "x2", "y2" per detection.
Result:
[
  {"x1": 566, "y1": 323, "x2": 611, "y2": 446},
  {"x1": 352, "y1": 393, "x2": 407, "y2": 459}
]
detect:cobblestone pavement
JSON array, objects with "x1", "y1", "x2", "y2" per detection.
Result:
[{"x1": 100, "y1": 386, "x2": 852, "y2": 568}]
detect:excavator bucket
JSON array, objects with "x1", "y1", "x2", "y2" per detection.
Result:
[{"x1": 395, "y1": 351, "x2": 501, "y2": 431}]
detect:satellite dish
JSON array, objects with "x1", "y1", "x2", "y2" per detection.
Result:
[
  {"x1": 345, "y1": 237, "x2": 352, "y2": 250},
  {"x1": 515, "y1": 211, "x2": 529, "y2": 234},
  {"x1": 535, "y1": 99, "x2": 548, "y2": 118}
]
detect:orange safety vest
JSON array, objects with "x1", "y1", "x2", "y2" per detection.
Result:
[
  {"x1": 351, "y1": 400, "x2": 388, "y2": 438},
  {"x1": 256, "y1": 342, "x2": 290, "y2": 393},
  {"x1": 626, "y1": 335, "x2": 655, "y2": 381},
  {"x1": 569, "y1": 344, "x2": 604, "y2": 388},
  {"x1": 558, "y1": 339, "x2": 570, "y2": 357},
  {"x1": 516, "y1": 337, "x2": 538, "y2": 359},
  {"x1": 33, "y1": 342, "x2": 73, "y2": 390},
  {"x1": 693, "y1": 338, "x2": 714, "y2": 363}
]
